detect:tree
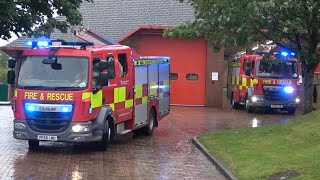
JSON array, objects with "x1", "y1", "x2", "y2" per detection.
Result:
[
  {"x1": 164, "y1": 0, "x2": 320, "y2": 114},
  {"x1": 0, "y1": 0, "x2": 92, "y2": 40},
  {"x1": 0, "y1": 51, "x2": 9, "y2": 83}
]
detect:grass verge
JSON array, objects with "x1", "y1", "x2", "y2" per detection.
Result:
[{"x1": 197, "y1": 110, "x2": 320, "y2": 180}]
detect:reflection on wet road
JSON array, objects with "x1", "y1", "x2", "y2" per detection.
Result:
[{"x1": 0, "y1": 105, "x2": 298, "y2": 179}]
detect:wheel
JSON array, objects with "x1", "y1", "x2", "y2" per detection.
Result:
[
  {"x1": 28, "y1": 140, "x2": 39, "y2": 150},
  {"x1": 288, "y1": 108, "x2": 296, "y2": 115},
  {"x1": 142, "y1": 109, "x2": 156, "y2": 136},
  {"x1": 97, "y1": 121, "x2": 110, "y2": 151},
  {"x1": 245, "y1": 95, "x2": 254, "y2": 113},
  {"x1": 231, "y1": 93, "x2": 240, "y2": 109}
]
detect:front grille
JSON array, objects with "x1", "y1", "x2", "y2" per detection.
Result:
[
  {"x1": 27, "y1": 119, "x2": 71, "y2": 133},
  {"x1": 24, "y1": 103, "x2": 73, "y2": 133},
  {"x1": 263, "y1": 86, "x2": 292, "y2": 103}
]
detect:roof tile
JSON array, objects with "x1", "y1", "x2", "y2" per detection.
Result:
[{"x1": 8, "y1": 0, "x2": 194, "y2": 47}]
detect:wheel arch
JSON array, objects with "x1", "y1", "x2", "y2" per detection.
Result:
[{"x1": 96, "y1": 106, "x2": 113, "y2": 130}]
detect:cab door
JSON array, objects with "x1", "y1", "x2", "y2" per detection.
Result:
[{"x1": 114, "y1": 51, "x2": 134, "y2": 122}]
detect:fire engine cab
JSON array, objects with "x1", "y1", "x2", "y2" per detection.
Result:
[
  {"x1": 6, "y1": 40, "x2": 170, "y2": 150},
  {"x1": 227, "y1": 51, "x2": 300, "y2": 114}
]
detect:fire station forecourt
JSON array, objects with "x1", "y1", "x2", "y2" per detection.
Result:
[
  {"x1": 197, "y1": 109, "x2": 320, "y2": 180},
  {"x1": 0, "y1": 105, "x2": 227, "y2": 179}
]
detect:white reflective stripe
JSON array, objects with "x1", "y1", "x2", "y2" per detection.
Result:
[{"x1": 25, "y1": 103, "x2": 73, "y2": 113}]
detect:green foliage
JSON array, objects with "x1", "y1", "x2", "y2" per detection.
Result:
[
  {"x1": 0, "y1": 0, "x2": 92, "y2": 40},
  {"x1": 166, "y1": 0, "x2": 320, "y2": 113},
  {"x1": 165, "y1": 0, "x2": 319, "y2": 62},
  {"x1": 0, "y1": 51, "x2": 9, "y2": 83}
]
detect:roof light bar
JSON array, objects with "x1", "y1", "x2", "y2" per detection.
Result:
[{"x1": 26, "y1": 40, "x2": 94, "y2": 48}]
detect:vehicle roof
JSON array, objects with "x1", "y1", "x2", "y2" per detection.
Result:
[{"x1": 22, "y1": 45, "x2": 131, "y2": 57}]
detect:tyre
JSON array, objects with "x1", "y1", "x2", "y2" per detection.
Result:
[
  {"x1": 97, "y1": 121, "x2": 110, "y2": 151},
  {"x1": 108, "y1": 118, "x2": 115, "y2": 144},
  {"x1": 245, "y1": 95, "x2": 254, "y2": 113},
  {"x1": 28, "y1": 140, "x2": 39, "y2": 150},
  {"x1": 288, "y1": 108, "x2": 296, "y2": 115},
  {"x1": 142, "y1": 109, "x2": 156, "y2": 136},
  {"x1": 231, "y1": 93, "x2": 240, "y2": 109}
]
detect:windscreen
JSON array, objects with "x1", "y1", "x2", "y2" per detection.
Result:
[
  {"x1": 256, "y1": 60, "x2": 298, "y2": 79},
  {"x1": 17, "y1": 56, "x2": 89, "y2": 90}
]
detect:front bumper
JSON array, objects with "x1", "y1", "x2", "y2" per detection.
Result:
[
  {"x1": 13, "y1": 119, "x2": 103, "y2": 142},
  {"x1": 247, "y1": 95, "x2": 299, "y2": 110}
]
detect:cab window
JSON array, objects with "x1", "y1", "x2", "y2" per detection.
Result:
[{"x1": 118, "y1": 53, "x2": 128, "y2": 78}]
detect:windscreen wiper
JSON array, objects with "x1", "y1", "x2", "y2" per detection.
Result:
[
  {"x1": 19, "y1": 86, "x2": 55, "y2": 90},
  {"x1": 53, "y1": 87, "x2": 82, "y2": 90}
]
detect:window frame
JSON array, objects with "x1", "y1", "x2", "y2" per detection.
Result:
[
  {"x1": 186, "y1": 73, "x2": 198, "y2": 80},
  {"x1": 170, "y1": 73, "x2": 178, "y2": 80}
]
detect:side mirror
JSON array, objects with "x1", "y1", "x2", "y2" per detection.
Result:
[
  {"x1": 93, "y1": 57, "x2": 102, "y2": 63},
  {"x1": 42, "y1": 58, "x2": 56, "y2": 64},
  {"x1": 245, "y1": 68, "x2": 251, "y2": 76},
  {"x1": 51, "y1": 62, "x2": 62, "y2": 70},
  {"x1": 245, "y1": 61, "x2": 251, "y2": 68},
  {"x1": 8, "y1": 58, "x2": 16, "y2": 69},
  {"x1": 98, "y1": 72, "x2": 109, "y2": 87},
  {"x1": 7, "y1": 70, "x2": 15, "y2": 85},
  {"x1": 99, "y1": 61, "x2": 108, "y2": 71}
]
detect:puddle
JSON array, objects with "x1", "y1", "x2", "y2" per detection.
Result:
[{"x1": 250, "y1": 118, "x2": 292, "y2": 128}]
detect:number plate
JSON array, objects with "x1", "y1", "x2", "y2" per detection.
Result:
[
  {"x1": 271, "y1": 105, "x2": 283, "y2": 108},
  {"x1": 37, "y1": 135, "x2": 57, "y2": 141}
]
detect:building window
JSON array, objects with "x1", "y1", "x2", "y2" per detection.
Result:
[
  {"x1": 118, "y1": 53, "x2": 128, "y2": 78},
  {"x1": 186, "y1": 74, "x2": 198, "y2": 80},
  {"x1": 170, "y1": 73, "x2": 178, "y2": 80}
]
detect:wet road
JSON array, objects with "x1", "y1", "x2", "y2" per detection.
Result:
[{"x1": 0, "y1": 105, "x2": 298, "y2": 180}]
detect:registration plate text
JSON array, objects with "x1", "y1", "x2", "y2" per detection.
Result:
[
  {"x1": 271, "y1": 105, "x2": 283, "y2": 108},
  {"x1": 37, "y1": 135, "x2": 57, "y2": 141}
]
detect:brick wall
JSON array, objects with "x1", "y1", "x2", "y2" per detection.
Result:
[{"x1": 205, "y1": 43, "x2": 226, "y2": 107}]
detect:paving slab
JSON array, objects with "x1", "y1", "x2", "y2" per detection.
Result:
[{"x1": 0, "y1": 106, "x2": 237, "y2": 180}]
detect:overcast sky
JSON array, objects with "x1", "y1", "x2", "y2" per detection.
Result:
[{"x1": 0, "y1": 35, "x2": 18, "y2": 47}]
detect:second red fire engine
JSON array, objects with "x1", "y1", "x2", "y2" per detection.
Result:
[{"x1": 227, "y1": 51, "x2": 300, "y2": 114}]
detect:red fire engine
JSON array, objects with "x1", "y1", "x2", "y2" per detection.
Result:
[
  {"x1": 6, "y1": 40, "x2": 170, "y2": 150},
  {"x1": 227, "y1": 51, "x2": 300, "y2": 114}
]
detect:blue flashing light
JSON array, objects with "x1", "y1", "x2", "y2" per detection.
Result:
[
  {"x1": 291, "y1": 52, "x2": 295, "y2": 56},
  {"x1": 26, "y1": 105, "x2": 35, "y2": 112},
  {"x1": 37, "y1": 41, "x2": 49, "y2": 47},
  {"x1": 62, "y1": 107, "x2": 69, "y2": 112},
  {"x1": 26, "y1": 41, "x2": 33, "y2": 46},
  {"x1": 25, "y1": 40, "x2": 94, "y2": 48},
  {"x1": 284, "y1": 86, "x2": 294, "y2": 94},
  {"x1": 281, "y1": 52, "x2": 288, "y2": 57}
]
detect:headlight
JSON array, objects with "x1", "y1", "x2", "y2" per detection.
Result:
[
  {"x1": 295, "y1": 98, "x2": 300, "y2": 103},
  {"x1": 71, "y1": 124, "x2": 90, "y2": 132},
  {"x1": 252, "y1": 96, "x2": 258, "y2": 102},
  {"x1": 15, "y1": 123, "x2": 26, "y2": 129},
  {"x1": 251, "y1": 96, "x2": 263, "y2": 102},
  {"x1": 284, "y1": 86, "x2": 294, "y2": 94}
]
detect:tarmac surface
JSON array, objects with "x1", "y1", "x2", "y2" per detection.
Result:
[{"x1": 0, "y1": 105, "x2": 297, "y2": 180}]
